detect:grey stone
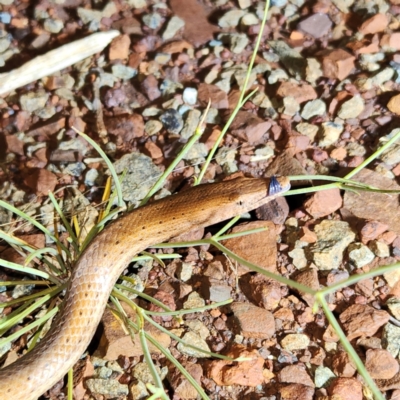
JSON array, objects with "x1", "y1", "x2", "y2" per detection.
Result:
[
  {"x1": 337, "y1": 95, "x2": 365, "y2": 119},
  {"x1": 111, "y1": 64, "x2": 137, "y2": 80},
  {"x1": 301, "y1": 99, "x2": 326, "y2": 120},
  {"x1": 180, "y1": 109, "x2": 201, "y2": 140},
  {"x1": 119, "y1": 273, "x2": 144, "y2": 300},
  {"x1": 281, "y1": 333, "x2": 310, "y2": 351},
  {"x1": 86, "y1": 379, "x2": 128, "y2": 397},
  {"x1": 144, "y1": 120, "x2": 163, "y2": 136},
  {"x1": 142, "y1": 12, "x2": 162, "y2": 29},
  {"x1": 85, "y1": 168, "x2": 100, "y2": 187},
  {"x1": 43, "y1": 18, "x2": 63, "y2": 33},
  {"x1": 129, "y1": 380, "x2": 148, "y2": 399},
  {"x1": 113, "y1": 152, "x2": 162, "y2": 206},
  {"x1": 269, "y1": 40, "x2": 306, "y2": 79},
  {"x1": 177, "y1": 331, "x2": 211, "y2": 357},
  {"x1": 288, "y1": 248, "x2": 307, "y2": 269},
  {"x1": 387, "y1": 298, "x2": 400, "y2": 320},
  {"x1": 241, "y1": 13, "x2": 259, "y2": 25},
  {"x1": 319, "y1": 122, "x2": 343, "y2": 147},
  {"x1": 311, "y1": 220, "x2": 356, "y2": 270},
  {"x1": 218, "y1": 9, "x2": 246, "y2": 28},
  {"x1": 348, "y1": 243, "x2": 375, "y2": 268},
  {"x1": 283, "y1": 96, "x2": 300, "y2": 116},
  {"x1": 296, "y1": 122, "x2": 318, "y2": 141},
  {"x1": 162, "y1": 16, "x2": 184, "y2": 40},
  {"x1": 314, "y1": 366, "x2": 336, "y2": 388},
  {"x1": 369, "y1": 241, "x2": 390, "y2": 258},
  {"x1": 382, "y1": 323, "x2": 400, "y2": 357},
  {"x1": 268, "y1": 69, "x2": 289, "y2": 84},
  {"x1": 297, "y1": 13, "x2": 332, "y2": 39},
  {"x1": 160, "y1": 108, "x2": 183, "y2": 134},
  {"x1": 183, "y1": 292, "x2": 205, "y2": 309},
  {"x1": 20, "y1": 91, "x2": 49, "y2": 113},
  {"x1": 0, "y1": 36, "x2": 10, "y2": 53}
]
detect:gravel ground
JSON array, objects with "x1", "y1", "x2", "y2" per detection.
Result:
[{"x1": 1, "y1": 0, "x2": 400, "y2": 399}]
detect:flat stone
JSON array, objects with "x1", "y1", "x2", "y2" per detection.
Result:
[
  {"x1": 301, "y1": 99, "x2": 326, "y2": 120},
  {"x1": 222, "y1": 221, "x2": 279, "y2": 275},
  {"x1": 229, "y1": 302, "x2": 275, "y2": 339},
  {"x1": 278, "y1": 365, "x2": 314, "y2": 387},
  {"x1": 304, "y1": 188, "x2": 342, "y2": 218},
  {"x1": 388, "y1": 94, "x2": 400, "y2": 115},
  {"x1": 276, "y1": 81, "x2": 317, "y2": 104},
  {"x1": 343, "y1": 169, "x2": 400, "y2": 235},
  {"x1": 347, "y1": 243, "x2": 375, "y2": 268},
  {"x1": 319, "y1": 122, "x2": 343, "y2": 147},
  {"x1": 383, "y1": 323, "x2": 400, "y2": 358},
  {"x1": 321, "y1": 49, "x2": 355, "y2": 80},
  {"x1": 311, "y1": 220, "x2": 355, "y2": 270},
  {"x1": 339, "y1": 304, "x2": 390, "y2": 341},
  {"x1": 359, "y1": 13, "x2": 389, "y2": 35},
  {"x1": 365, "y1": 348, "x2": 399, "y2": 379},
  {"x1": 281, "y1": 333, "x2": 310, "y2": 351},
  {"x1": 206, "y1": 344, "x2": 264, "y2": 387},
  {"x1": 177, "y1": 331, "x2": 210, "y2": 358},
  {"x1": 162, "y1": 15, "x2": 185, "y2": 40},
  {"x1": 197, "y1": 83, "x2": 229, "y2": 109},
  {"x1": 297, "y1": 13, "x2": 332, "y2": 38},
  {"x1": 337, "y1": 95, "x2": 365, "y2": 119},
  {"x1": 278, "y1": 384, "x2": 315, "y2": 400},
  {"x1": 328, "y1": 377, "x2": 362, "y2": 400}
]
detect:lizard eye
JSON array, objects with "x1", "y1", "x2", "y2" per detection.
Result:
[{"x1": 268, "y1": 176, "x2": 282, "y2": 195}]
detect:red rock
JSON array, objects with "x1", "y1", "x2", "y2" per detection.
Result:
[
  {"x1": 98, "y1": 307, "x2": 170, "y2": 360},
  {"x1": 24, "y1": 169, "x2": 57, "y2": 195},
  {"x1": 197, "y1": 83, "x2": 229, "y2": 109},
  {"x1": 347, "y1": 155, "x2": 364, "y2": 167},
  {"x1": 359, "y1": 14, "x2": 388, "y2": 34},
  {"x1": 312, "y1": 149, "x2": 328, "y2": 162},
  {"x1": 159, "y1": 40, "x2": 193, "y2": 54},
  {"x1": 286, "y1": 134, "x2": 310, "y2": 153},
  {"x1": 141, "y1": 74, "x2": 161, "y2": 101},
  {"x1": 276, "y1": 81, "x2": 317, "y2": 104},
  {"x1": 321, "y1": 49, "x2": 355, "y2": 80},
  {"x1": 328, "y1": 377, "x2": 362, "y2": 400},
  {"x1": 105, "y1": 113, "x2": 144, "y2": 144},
  {"x1": 299, "y1": 227, "x2": 317, "y2": 243},
  {"x1": 229, "y1": 302, "x2": 275, "y2": 339},
  {"x1": 381, "y1": 231, "x2": 397, "y2": 244},
  {"x1": 294, "y1": 268, "x2": 320, "y2": 307},
  {"x1": 339, "y1": 304, "x2": 390, "y2": 340},
  {"x1": 388, "y1": 94, "x2": 400, "y2": 115},
  {"x1": 109, "y1": 34, "x2": 131, "y2": 60},
  {"x1": 5, "y1": 135, "x2": 24, "y2": 155},
  {"x1": 246, "y1": 275, "x2": 282, "y2": 310},
  {"x1": 365, "y1": 349, "x2": 399, "y2": 379},
  {"x1": 27, "y1": 118, "x2": 66, "y2": 138},
  {"x1": 304, "y1": 188, "x2": 342, "y2": 218},
  {"x1": 169, "y1": 362, "x2": 203, "y2": 399},
  {"x1": 207, "y1": 344, "x2": 265, "y2": 387},
  {"x1": 278, "y1": 365, "x2": 314, "y2": 387},
  {"x1": 360, "y1": 220, "x2": 389, "y2": 243},
  {"x1": 169, "y1": 0, "x2": 218, "y2": 46},
  {"x1": 222, "y1": 221, "x2": 278, "y2": 274},
  {"x1": 144, "y1": 141, "x2": 163, "y2": 159},
  {"x1": 381, "y1": 33, "x2": 400, "y2": 50},
  {"x1": 332, "y1": 351, "x2": 356, "y2": 378},
  {"x1": 229, "y1": 111, "x2": 271, "y2": 145},
  {"x1": 279, "y1": 383, "x2": 314, "y2": 400}
]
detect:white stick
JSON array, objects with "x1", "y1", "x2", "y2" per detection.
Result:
[{"x1": 0, "y1": 30, "x2": 120, "y2": 96}]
